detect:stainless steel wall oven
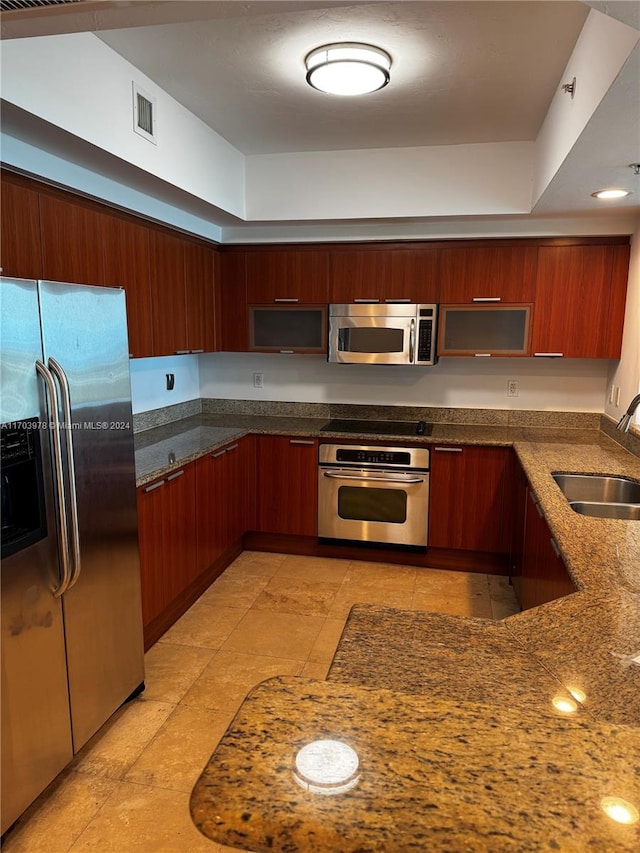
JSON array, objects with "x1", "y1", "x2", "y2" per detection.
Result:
[{"x1": 318, "y1": 444, "x2": 430, "y2": 549}]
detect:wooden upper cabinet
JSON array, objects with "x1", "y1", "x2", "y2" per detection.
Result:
[
  {"x1": 330, "y1": 247, "x2": 439, "y2": 303},
  {"x1": 102, "y1": 215, "x2": 154, "y2": 358},
  {"x1": 218, "y1": 251, "x2": 248, "y2": 352},
  {"x1": 531, "y1": 244, "x2": 630, "y2": 358},
  {"x1": 149, "y1": 230, "x2": 188, "y2": 356},
  {"x1": 439, "y1": 245, "x2": 538, "y2": 303},
  {"x1": 1, "y1": 177, "x2": 43, "y2": 280},
  {"x1": 246, "y1": 249, "x2": 329, "y2": 303},
  {"x1": 39, "y1": 194, "x2": 106, "y2": 286},
  {"x1": 185, "y1": 241, "x2": 216, "y2": 353}
]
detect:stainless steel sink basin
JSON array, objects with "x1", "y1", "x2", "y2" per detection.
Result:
[{"x1": 552, "y1": 473, "x2": 640, "y2": 520}]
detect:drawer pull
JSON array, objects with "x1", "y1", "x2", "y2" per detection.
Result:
[
  {"x1": 290, "y1": 439, "x2": 315, "y2": 446},
  {"x1": 472, "y1": 297, "x2": 501, "y2": 302},
  {"x1": 144, "y1": 479, "x2": 165, "y2": 492},
  {"x1": 434, "y1": 446, "x2": 462, "y2": 453},
  {"x1": 474, "y1": 353, "x2": 492, "y2": 357},
  {"x1": 190, "y1": 349, "x2": 204, "y2": 354},
  {"x1": 550, "y1": 537, "x2": 561, "y2": 559},
  {"x1": 279, "y1": 350, "x2": 294, "y2": 354},
  {"x1": 274, "y1": 298, "x2": 299, "y2": 303},
  {"x1": 167, "y1": 470, "x2": 184, "y2": 481},
  {"x1": 225, "y1": 443, "x2": 239, "y2": 452},
  {"x1": 353, "y1": 298, "x2": 379, "y2": 303},
  {"x1": 384, "y1": 298, "x2": 411, "y2": 303},
  {"x1": 534, "y1": 352, "x2": 564, "y2": 358},
  {"x1": 212, "y1": 449, "x2": 227, "y2": 458},
  {"x1": 535, "y1": 501, "x2": 544, "y2": 518},
  {"x1": 174, "y1": 350, "x2": 191, "y2": 355}
]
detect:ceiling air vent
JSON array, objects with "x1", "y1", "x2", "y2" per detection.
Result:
[
  {"x1": 132, "y1": 83, "x2": 157, "y2": 145},
  {"x1": 0, "y1": 0, "x2": 83, "y2": 10}
]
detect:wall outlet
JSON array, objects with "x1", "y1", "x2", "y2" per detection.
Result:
[
  {"x1": 507, "y1": 379, "x2": 519, "y2": 398},
  {"x1": 253, "y1": 372, "x2": 264, "y2": 389}
]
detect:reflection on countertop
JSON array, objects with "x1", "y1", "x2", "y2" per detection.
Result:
[{"x1": 133, "y1": 406, "x2": 640, "y2": 852}]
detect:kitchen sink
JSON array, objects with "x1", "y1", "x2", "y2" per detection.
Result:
[{"x1": 552, "y1": 473, "x2": 640, "y2": 520}]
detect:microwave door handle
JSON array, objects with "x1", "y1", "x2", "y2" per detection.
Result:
[
  {"x1": 409, "y1": 318, "x2": 416, "y2": 363},
  {"x1": 35, "y1": 360, "x2": 72, "y2": 598},
  {"x1": 48, "y1": 357, "x2": 81, "y2": 591}
]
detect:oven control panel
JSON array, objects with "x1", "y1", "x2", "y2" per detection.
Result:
[{"x1": 319, "y1": 444, "x2": 430, "y2": 470}]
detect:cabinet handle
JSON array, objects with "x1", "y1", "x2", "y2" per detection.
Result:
[
  {"x1": 190, "y1": 349, "x2": 204, "y2": 354},
  {"x1": 534, "y1": 352, "x2": 564, "y2": 358},
  {"x1": 434, "y1": 447, "x2": 462, "y2": 452},
  {"x1": 212, "y1": 449, "x2": 227, "y2": 458},
  {"x1": 354, "y1": 298, "x2": 379, "y2": 303},
  {"x1": 167, "y1": 470, "x2": 184, "y2": 481},
  {"x1": 279, "y1": 350, "x2": 294, "y2": 354},
  {"x1": 549, "y1": 537, "x2": 561, "y2": 559},
  {"x1": 144, "y1": 479, "x2": 165, "y2": 492},
  {"x1": 225, "y1": 443, "x2": 239, "y2": 452},
  {"x1": 290, "y1": 439, "x2": 315, "y2": 446},
  {"x1": 535, "y1": 501, "x2": 544, "y2": 518},
  {"x1": 472, "y1": 297, "x2": 501, "y2": 302},
  {"x1": 175, "y1": 349, "x2": 190, "y2": 355},
  {"x1": 274, "y1": 298, "x2": 299, "y2": 303},
  {"x1": 474, "y1": 353, "x2": 492, "y2": 357},
  {"x1": 385, "y1": 298, "x2": 411, "y2": 303}
]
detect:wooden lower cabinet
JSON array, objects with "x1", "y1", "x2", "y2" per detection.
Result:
[
  {"x1": 136, "y1": 465, "x2": 197, "y2": 632},
  {"x1": 521, "y1": 489, "x2": 575, "y2": 610},
  {"x1": 255, "y1": 436, "x2": 318, "y2": 536},
  {"x1": 428, "y1": 445, "x2": 509, "y2": 553}
]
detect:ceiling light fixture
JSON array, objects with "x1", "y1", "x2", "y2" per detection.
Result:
[
  {"x1": 305, "y1": 42, "x2": 391, "y2": 96},
  {"x1": 591, "y1": 189, "x2": 632, "y2": 200}
]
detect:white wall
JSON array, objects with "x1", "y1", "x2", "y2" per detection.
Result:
[
  {"x1": 129, "y1": 356, "x2": 200, "y2": 415},
  {"x1": 197, "y1": 352, "x2": 609, "y2": 412},
  {"x1": 606, "y1": 216, "x2": 640, "y2": 424}
]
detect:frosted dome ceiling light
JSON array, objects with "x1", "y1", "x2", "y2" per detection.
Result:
[{"x1": 305, "y1": 43, "x2": 391, "y2": 96}]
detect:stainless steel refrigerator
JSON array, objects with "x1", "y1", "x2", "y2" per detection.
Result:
[{"x1": 1, "y1": 278, "x2": 145, "y2": 833}]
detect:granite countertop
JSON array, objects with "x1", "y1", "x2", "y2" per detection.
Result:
[{"x1": 135, "y1": 410, "x2": 640, "y2": 850}]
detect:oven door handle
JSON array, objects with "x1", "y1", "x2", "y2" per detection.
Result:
[{"x1": 322, "y1": 471, "x2": 425, "y2": 484}]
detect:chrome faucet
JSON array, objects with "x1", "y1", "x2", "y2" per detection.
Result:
[{"x1": 616, "y1": 393, "x2": 640, "y2": 432}]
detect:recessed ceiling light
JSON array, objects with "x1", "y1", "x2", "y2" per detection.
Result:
[
  {"x1": 591, "y1": 189, "x2": 632, "y2": 200},
  {"x1": 305, "y1": 43, "x2": 391, "y2": 96}
]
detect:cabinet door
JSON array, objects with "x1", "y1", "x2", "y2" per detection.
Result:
[
  {"x1": 185, "y1": 242, "x2": 216, "y2": 352},
  {"x1": 225, "y1": 436, "x2": 256, "y2": 542},
  {"x1": 256, "y1": 436, "x2": 318, "y2": 536},
  {"x1": 428, "y1": 445, "x2": 507, "y2": 553},
  {"x1": 437, "y1": 304, "x2": 532, "y2": 356},
  {"x1": 218, "y1": 251, "x2": 248, "y2": 352},
  {"x1": 0, "y1": 177, "x2": 43, "y2": 279},
  {"x1": 163, "y1": 467, "x2": 198, "y2": 601},
  {"x1": 532, "y1": 245, "x2": 629, "y2": 358},
  {"x1": 149, "y1": 230, "x2": 188, "y2": 356},
  {"x1": 39, "y1": 194, "x2": 105, "y2": 286},
  {"x1": 249, "y1": 305, "x2": 327, "y2": 353},
  {"x1": 521, "y1": 489, "x2": 575, "y2": 610},
  {"x1": 330, "y1": 247, "x2": 438, "y2": 304},
  {"x1": 195, "y1": 450, "x2": 228, "y2": 575},
  {"x1": 102, "y1": 215, "x2": 154, "y2": 358},
  {"x1": 246, "y1": 249, "x2": 328, "y2": 303},
  {"x1": 439, "y1": 245, "x2": 538, "y2": 303}
]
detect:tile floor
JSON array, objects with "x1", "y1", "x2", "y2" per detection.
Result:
[{"x1": 3, "y1": 552, "x2": 519, "y2": 853}]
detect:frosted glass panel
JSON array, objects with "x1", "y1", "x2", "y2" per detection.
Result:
[
  {"x1": 439, "y1": 305, "x2": 531, "y2": 355},
  {"x1": 250, "y1": 306, "x2": 326, "y2": 352}
]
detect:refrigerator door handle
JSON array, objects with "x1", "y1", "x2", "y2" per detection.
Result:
[
  {"x1": 48, "y1": 357, "x2": 82, "y2": 591},
  {"x1": 35, "y1": 360, "x2": 72, "y2": 598}
]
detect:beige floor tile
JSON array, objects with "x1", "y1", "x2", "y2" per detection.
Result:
[
  {"x1": 412, "y1": 591, "x2": 494, "y2": 619},
  {"x1": 275, "y1": 554, "x2": 351, "y2": 582},
  {"x1": 487, "y1": 574, "x2": 514, "y2": 597},
  {"x1": 159, "y1": 602, "x2": 246, "y2": 650},
  {"x1": 415, "y1": 567, "x2": 489, "y2": 595},
  {"x1": 491, "y1": 596, "x2": 521, "y2": 620},
  {"x1": 142, "y1": 642, "x2": 216, "y2": 705},
  {"x1": 124, "y1": 704, "x2": 232, "y2": 794},
  {"x1": 71, "y1": 699, "x2": 174, "y2": 780},
  {"x1": 1, "y1": 769, "x2": 116, "y2": 853},
  {"x1": 301, "y1": 660, "x2": 330, "y2": 679},
  {"x1": 344, "y1": 561, "x2": 417, "y2": 591},
  {"x1": 222, "y1": 551, "x2": 286, "y2": 579},
  {"x1": 327, "y1": 587, "x2": 414, "y2": 619},
  {"x1": 251, "y1": 575, "x2": 341, "y2": 616},
  {"x1": 180, "y1": 650, "x2": 303, "y2": 713},
  {"x1": 197, "y1": 572, "x2": 269, "y2": 609},
  {"x1": 68, "y1": 781, "x2": 213, "y2": 853},
  {"x1": 221, "y1": 609, "x2": 326, "y2": 659},
  {"x1": 308, "y1": 617, "x2": 347, "y2": 663}
]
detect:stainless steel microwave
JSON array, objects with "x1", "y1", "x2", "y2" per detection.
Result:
[{"x1": 328, "y1": 303, "x2": 438, "y2": 366}]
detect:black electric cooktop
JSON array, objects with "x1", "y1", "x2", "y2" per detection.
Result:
[{"x1": 320, "y1": 419, "x2": 433, "y2": 437}]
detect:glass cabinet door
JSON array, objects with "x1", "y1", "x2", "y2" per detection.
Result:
[
  {"x1": 437, "y1": 304, "x2": 532, "y2": 356},
  {"x1": 249, "y1": 305, "x2": 327, "y2": 353}
]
